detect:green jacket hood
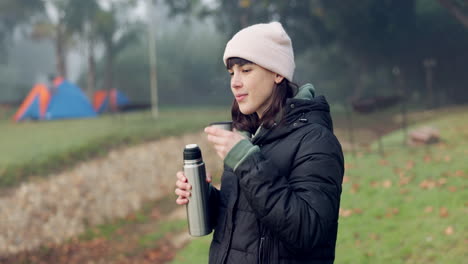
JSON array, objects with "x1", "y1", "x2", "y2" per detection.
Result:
[{"x1": 294, "y1": 83, "x2": 315, "y2": 100}]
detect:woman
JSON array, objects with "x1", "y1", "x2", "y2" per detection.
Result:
[{"x1": 175, "y1": 22, "x2": 344, "y2": 264}]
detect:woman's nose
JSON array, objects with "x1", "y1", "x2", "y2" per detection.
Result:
[{"x1": 231, "y1": 74, "x2": 242, "y2": 89}]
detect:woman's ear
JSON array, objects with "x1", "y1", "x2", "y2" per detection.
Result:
[{"x1": 274, "y1": 74, "x2": 284, "y2": 84}]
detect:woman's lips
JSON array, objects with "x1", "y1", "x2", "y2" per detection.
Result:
[{"x1": 235, "y1": 94, "x2": 247, "y2": 102}]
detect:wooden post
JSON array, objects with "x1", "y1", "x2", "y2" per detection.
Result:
[
  {"x1": 147, "y1": 0, "x2": 159, "y2": 118},
  {"x1": 423, "y1": 58, "x2": 437, "y2": 109},
  {"x1": 346, "y1": 100, "x2": 357, "y2": 158},
  {"x1": 393, "y1": 66, "x2": 407, "y2": 146}
]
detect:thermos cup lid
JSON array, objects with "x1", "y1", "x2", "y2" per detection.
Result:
[
  {"x1": 184, "y1": 144, "x2": 202, "y2": 160},
  {"x1": 209, "y1": 121, "x2": 233, "y2": 126},
  {"x1": 209, "y1": 121, "x2": 233, "y2": 131}
]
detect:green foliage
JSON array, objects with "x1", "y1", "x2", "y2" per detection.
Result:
[
  {"x1": 166, "y1": 0, "x2": 468, "y2": 105},
  {"x1": 0, "y1": 108, "x2": 230, "y2": 188},
  {"x1": 0, "y1": 0, "x2": 44, "y2": 62},
  {"x1": 63, "y1": 0, "x2": 100, "y2": 35}
]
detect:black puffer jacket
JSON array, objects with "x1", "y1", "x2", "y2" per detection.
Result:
[{"x1": 208, "y1": 87, "x2": 344, "y2": 264}]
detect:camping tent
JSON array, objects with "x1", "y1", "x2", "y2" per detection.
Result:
[
  {"x1": 13, "y1": 79, "x2": 96, "y2": 121},
  {"x1": 93, "y1": 89, "x2": 130, "y2": 113}
]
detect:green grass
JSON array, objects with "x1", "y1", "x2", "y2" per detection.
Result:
[
  {"x1": 170, "y1": 234, "x2": 212, "y2": 264},
  {"x1": 336, "y1": 109, "x2": 467, "y2": 264},
  {"x1": 0, "y1": 107, "x2": 230, "y2": 188},
  {"x1": 139, "y1": 219, "x2": 187, "y2": 248},
  {"x1": 170, "y1": 107, "x2": 468, "y2": 264}
]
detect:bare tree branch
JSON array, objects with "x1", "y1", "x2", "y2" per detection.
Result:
[{"x1": 437, "y1": 0, "x2": 468, "y2": 28}]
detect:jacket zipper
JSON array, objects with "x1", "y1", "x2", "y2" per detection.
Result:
[
  {"x1": 219, "y1": 178, "x2": 240, "y2": 264},
  {"x1": 258, "y1": 236, "x2": 265, "y2": 264}
]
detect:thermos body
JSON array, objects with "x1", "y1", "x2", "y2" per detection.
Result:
[{"x1": 183, "y1": 144, "x2": 212, "y2": 236}]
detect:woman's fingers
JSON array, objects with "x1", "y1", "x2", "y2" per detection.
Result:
[
  {"x1": 175, "y1": 187, "x2": 191, "y2": 198},
  {"x1": 176, "y1": 180, "x2": 191, "y2": 190},
  {"x1": 175, "y1": 170, "x2": 190, "y2": 205},
  {"x1": 175, "y1": 170, "x2": 212, "y2": 206},
  {"x1": 205, "y1": 126, "x2": 230, "y2": 136},
  {"x1": 176, "y1": 171, "x2": 187, "y2": 182},
  {"x1": 176, "y1": 197, "x2": 189, "y2": 205},
  {"x1": 206, "y1": 134, "x2": 226, "y2": 145}
]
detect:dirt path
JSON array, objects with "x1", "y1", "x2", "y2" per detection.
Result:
[
  {"x1": 0, "y1": 132, "x2": 223, "y2": 260},
  {"x1": 1, "y1": 197, "x2": 191, "y2": 263}
]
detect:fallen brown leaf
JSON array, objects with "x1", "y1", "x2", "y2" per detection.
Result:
[
  {"x1": 448, "y1": 186, "x2": 457, "y2": 192},
  {"x1": 424, "y1": 206, "x2": 433, "y2": 213},
  {"x1": 406, "y1": 160, "x2": 415, "y2": 170},
  {"x1": 399, "y1": 188, "x2": 409, "y2": 194},
  {"x1": 399, "y1": 177, "x2": 410, "y2": 186},
  {"x1": 343, "y1": 175, "x2": 350, "y2": 184},
  {"x1": 339, "y1": 208, "x2": 353, "y2": 217},
  {"x1": 393, "y1": 167, "x2": 404, "y2": 175},
  {"x1": 444, "y1": 226, "x2": 454, "y2": 235},
  {"x1": 423, "y1": 155, "x2": 432, "y2": 163},
  {"x1": 379, "y1": 159, "x2": 389, "y2": 166},
  {"x1": 353, "y1": 208, "x2": 363, "y2": 214},
  {"x1": 420, "y1": 180, "x2": 437, "y2": 190},
  {"x1": 385, "y1": 208, "x2": 399, "y2": 218},
  {"x1": 439, "y1": 207, "x2": 449, "y2": 218},
  {"x1": 383, "y1": 180, "x2": 392, "y2": 188},
  {"x1": 437, "y1": 178, "x2": 447, "y2": 186},
  {"x1": 351, "y1": 183, "x2": 360, "y2": 193}
]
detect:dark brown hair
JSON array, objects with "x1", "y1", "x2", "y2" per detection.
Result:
[{"x1": 226, "y1": 57, "x2": 297, "y2": 134}]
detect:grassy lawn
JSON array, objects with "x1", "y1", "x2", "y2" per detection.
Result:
[
  {"x1": 170, "y1": 107, "x2": 467, "y2": 264},
  {"x1": 0, "y1": 107, "x2": 230, "y2": 188}
]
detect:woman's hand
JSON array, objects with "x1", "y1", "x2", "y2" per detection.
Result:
[
  {"x1": 175, "y1": 171, "x2": 212, "y2": 205},
  {"x1": 204, "y1": 126, "x2": 245, "y2": 160}
]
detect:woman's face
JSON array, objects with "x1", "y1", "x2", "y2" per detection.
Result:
[{"x1": 229, "y1": 63, "x2": 283, "y2": 118}]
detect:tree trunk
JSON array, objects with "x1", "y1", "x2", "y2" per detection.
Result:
[
  {"x1": 350, "y1": 59, "x2": 369, "y2": 101},
  {"x1": 55, "y1": 25, "x2": 67, "y2": 79},
  {"x1": 437, "y1": 0, "x2": 468, "y2": 28},
  {"x1": 87, "y1": 37, "x2": 96, "y2": 99},
  {"x1": 105, "y1": 53, "x2": 113, "y2": 92},
  {"x1": 104, "y1": 43, "x2": 114, "y2": 112}
]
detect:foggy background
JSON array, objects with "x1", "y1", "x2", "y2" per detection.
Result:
[{"x1": 1, "y1": 0, "x2": 467, "y2": 109}]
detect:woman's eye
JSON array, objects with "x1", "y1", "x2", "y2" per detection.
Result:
[
  {"x1": 228, "y1": 72, "x2": 234, "y2": 76},
  {"x1": 242, "y1": 69, "x2": 251, "y2": 73}
]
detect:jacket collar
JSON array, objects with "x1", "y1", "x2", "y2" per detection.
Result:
[{"x1": 252, "y1": 83, "x2": 333, "y2": 145}]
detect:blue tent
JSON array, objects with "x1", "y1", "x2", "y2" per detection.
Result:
[
  {"x1": 45, "y1": 81, "x2": 96, "y2": 120},
  {"x1": 93, "y1": 89, "x2": 130, "y2": 113}
]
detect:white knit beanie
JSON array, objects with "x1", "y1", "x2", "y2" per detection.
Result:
[{"x1": 223, "y1": 21, "x2": 295, "y2": 81}]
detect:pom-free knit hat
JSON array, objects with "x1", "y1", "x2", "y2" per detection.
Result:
[{"x1": 223, "y1": 21, "x2": 295, "y2": 81}]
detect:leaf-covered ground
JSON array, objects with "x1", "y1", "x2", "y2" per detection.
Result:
[
  {"x1": 0, "y1": 196, "x2": 189, "y2": 264},
  {"x1": 1, "y1": 106, "x2": 466, "y2": 263},
  {"x1": 336, "y1": 112, "x2": 467, "y2": 263}
]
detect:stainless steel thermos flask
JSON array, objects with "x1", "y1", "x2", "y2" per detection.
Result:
[{"x1": 183, "y1": 144, "x2": 212, "y2": 236}]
